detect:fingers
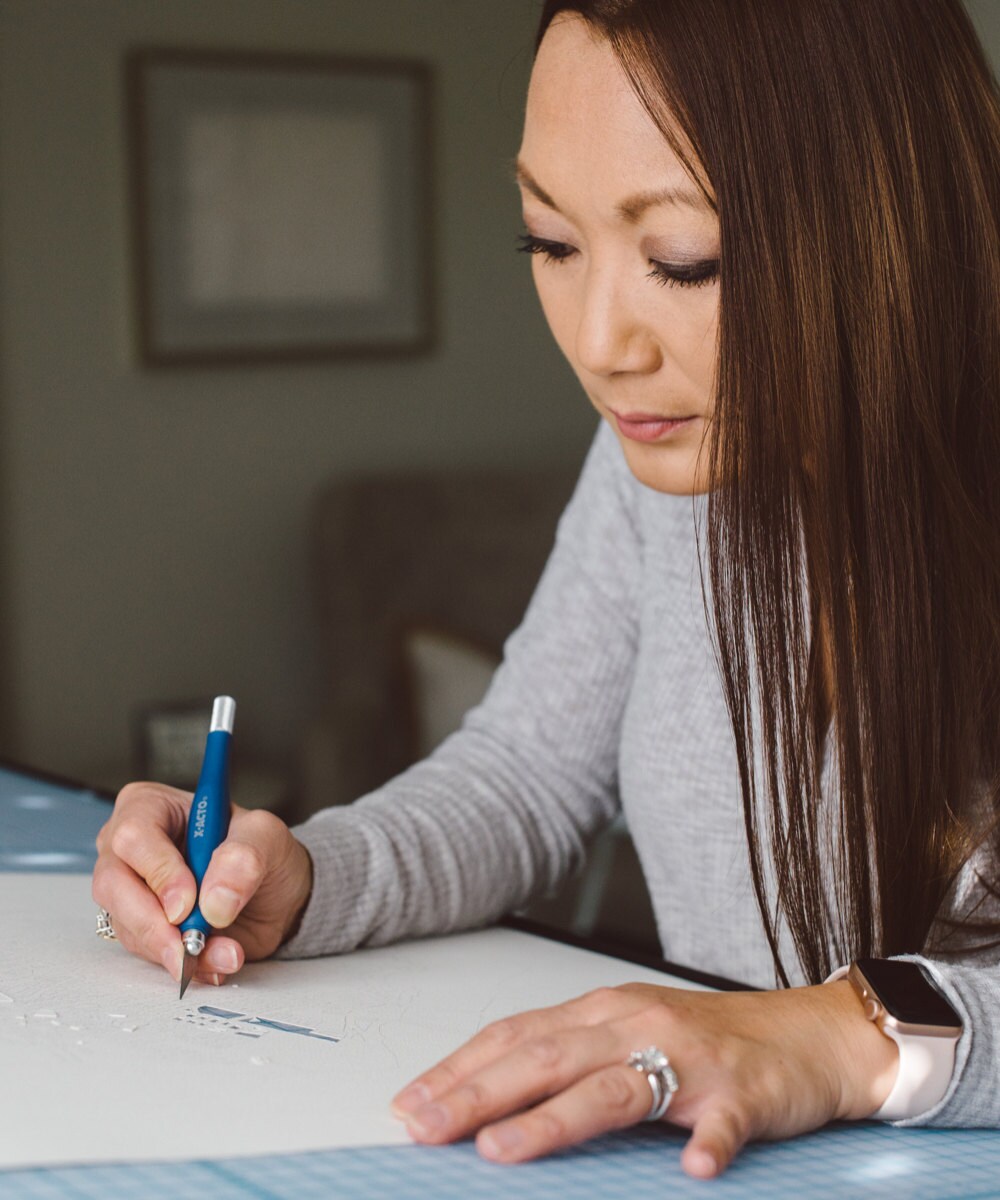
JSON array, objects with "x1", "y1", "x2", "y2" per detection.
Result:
[
  {"x1": 393, "y1": 1009, "x2": 573, "y2": 1117},
  {"x1": 198, "y1": 809, "x2": 288, "y2": 930},
  {"x1": 397, "y1": 997, "x2": 683, "y2": 1163},
  {"x1": 682, "y1": 1104, "x2": 751, "y2": 1179},
  {"x1": 96, "y1": 783, "x2": 196, "y2": 925},
  {"x1": 94, "y1": 785, "x2": 304, "y2": 978},
  {"x1": 194, "y1": 935, "x2": 246, "y2": 979},
  {"x1": 94, "y1": 782, "x2": 244, "y2": 985},
  {"x1": 393, "y1": 979, "x2": 844, "y2": 1174},
  {"x1": 92, "y1": 857, "x2": 184, "y2": 979},
  {"x1": 92, "y1": 783, "x2": 196, "y2": 982},
  {"x1": 476, "y1": 1063, "x2": 653, "y2": 1163},
  {"x1": 392, "y1": 987, "x2": 637, "y2": 1117},
  {"x1": 399, "y1": 1022, "x2": 625, "y2": 1144}
]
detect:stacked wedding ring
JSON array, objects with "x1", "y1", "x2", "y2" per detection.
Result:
[
  {"x1": 627, "y1": 1045, "x2": 679, "y2": 1121},
  {"x1": 95, "y1": 907, "x2": 117, "y2": 940}
]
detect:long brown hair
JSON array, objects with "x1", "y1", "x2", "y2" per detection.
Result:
[{"x1": 536, "y1": 0, "x2": 1000, "y2": 984}]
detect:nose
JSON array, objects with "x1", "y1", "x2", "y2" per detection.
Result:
[{"x1": 574, "y1": 262, "x2": 662, "y2": 378}]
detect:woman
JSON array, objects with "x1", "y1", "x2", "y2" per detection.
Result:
[{"x1": 93, "y1": 0, "x2": 1000, "y2": 1179}]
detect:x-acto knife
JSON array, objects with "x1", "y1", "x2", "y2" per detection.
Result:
[{"x1": 179, "y1": 695, "x2": 235, "y2": 1000}]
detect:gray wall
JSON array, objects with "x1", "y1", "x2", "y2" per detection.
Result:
[
  {"x1": 968, "y1": 0, "x2": 1000, "y2": 50},
  {"x1": 0, "y1": 1, "x2": 591, "y2": 787},
  {"x1": 0, "y1": 1, "x2": 997, "y2": 790}
]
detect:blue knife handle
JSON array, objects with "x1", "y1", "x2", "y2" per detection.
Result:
[{"x1": 180, "y1": 728, "x2": 232, "y2": 939}]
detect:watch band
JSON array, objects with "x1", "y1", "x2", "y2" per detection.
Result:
[{"x1": 827, "y1": 964, "x2": 958, "y2": 1121}]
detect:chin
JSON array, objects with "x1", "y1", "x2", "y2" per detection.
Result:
[{"x1": 613, "y1": 432, "x2": 710, "y2": 496}]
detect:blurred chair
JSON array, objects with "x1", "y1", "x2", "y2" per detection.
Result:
[
  {"x1": 297, "y1": 464, "x2": 576, "y2": 813},
  {"x1": 296, "y1": 463, "x2": 658, "y2": 955}
]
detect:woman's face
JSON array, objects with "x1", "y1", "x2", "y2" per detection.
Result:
[{"x1": 519, "y1": 15, "x2": 720, "y2": 495}]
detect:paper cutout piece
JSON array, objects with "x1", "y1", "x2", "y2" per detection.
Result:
[{"x1": 185, "y1": 1004, "x2": 340, "y2": 1042}]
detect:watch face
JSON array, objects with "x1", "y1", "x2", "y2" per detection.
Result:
[{"x1": 855, "y1": 958, "x2": 961, "y2": 1028}]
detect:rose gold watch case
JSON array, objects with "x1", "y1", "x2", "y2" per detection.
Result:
[{"x1": 846, "y1": 962, "x2": 963, "y2": 1039}]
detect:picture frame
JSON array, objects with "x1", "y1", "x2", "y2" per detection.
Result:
[
  {"x1": 133, "y1": 698, "x2": 217, "y2": 788},
  {"x1": 126, "y1": 48, "x2": 434, "y2": 365}
]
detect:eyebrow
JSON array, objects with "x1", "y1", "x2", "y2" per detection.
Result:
[{"x1": 514, "y1": 161, "x2": 712, "y2": 222}]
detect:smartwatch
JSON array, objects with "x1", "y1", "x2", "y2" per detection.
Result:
[{"x1": 828, "y1": 957, "x2": 963, "y2": 1121}]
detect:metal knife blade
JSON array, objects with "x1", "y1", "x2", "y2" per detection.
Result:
[{"x1": 179, "y1": 949, "x2": 198, "y2": 1000}]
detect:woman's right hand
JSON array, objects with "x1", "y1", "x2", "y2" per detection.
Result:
[{"x1": 91, "y1": 782, "x2": 313, "y2": 987}]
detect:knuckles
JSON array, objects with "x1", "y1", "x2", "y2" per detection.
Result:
[
  {"x1": 108, "y1": 815, "x2": 158, "y2": 865},
  {"x1": 427, "y1": 1061, "x2": 461, "y2": 1092},
  {"x1": 212, "y1": 838, "x2": 267, "y2": 883},
  {"x1": 580, "y1": 986, "x2": 625, "y2": 1021},
  {"x1": 595, "y1": 1068, "x2": 637, "y2": 1114},
  {"x1": 114, "y1": 781, "x2": 147, "y2": 808},
  {"x1": 623, "y1": 1000, "x2": 682, "y2": 1046},
  {"x1": 235, "y1": 807, "x2": 288, "y2": 848},
  {"x1": 453, "y1": 1080, "x2": 491, "y2": 1119},
  {"x1": 481, "y1": 1018, "x2": 522, "y2": 1052},
  {"x1": 524, "y1": 1035, "x2": 563, "y2": 1071},
  {"x1": 91, "y1": 870, "x2": 112, "y2": 910},
  {"x1": 526, "y1": 1108, "x2": 568, "y2": 1146},
  {"x1": 133, "y1": 910, "x2": 166, "y2": 950}
]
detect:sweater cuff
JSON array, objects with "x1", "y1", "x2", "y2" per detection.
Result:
[
  {"x1": 887, "y1": 955, "x2": 970, "y2": 1127},
  {"x1": 272, "y1": 808, "x2": 371, "y2": 960}
]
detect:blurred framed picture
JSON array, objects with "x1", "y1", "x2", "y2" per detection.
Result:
[
  {"x1": 134, "y1": 699, "x2": 216, "y2": 789},
  {"x1": 126, "y1": 48, "x2": 434, "y2": 365}
]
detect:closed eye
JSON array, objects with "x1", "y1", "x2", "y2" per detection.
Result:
[
  {"x1": 648, "y1": 258, "x2": 720, "y2": 289},
  {"x1": 516, "y1": 233, "x2": 576, "y2": 263},
  {"x1": 518, "y1": 234, "x2": 719, "y2": 291}
]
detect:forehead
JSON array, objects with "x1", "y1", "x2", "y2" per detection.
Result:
[{"x1": 521, "y1": 15, "x2": 698, "y2": 204}]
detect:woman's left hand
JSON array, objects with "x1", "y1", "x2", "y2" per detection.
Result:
[{"x1": 391, "y1": 979, "x2": 898, "y2": 1179}]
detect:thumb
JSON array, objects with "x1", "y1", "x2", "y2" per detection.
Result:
[{"x1": 681, "y1": 1103, "x2": 750, "y2": 1179}]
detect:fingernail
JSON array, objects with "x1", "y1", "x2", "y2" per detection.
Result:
[
  {"x1": 163, "y1": 889, "x2": 188, "y2": 925},
  {"x1": 218, "y1": 945, "x2": 240, "y2": 974},
  {"x1": 407, "y1": 1103, "x2": 447, "y2": 1135},
  {"x1": 479, "y1": 1124, "x2": 523, "y2": 1158},
  {"x1": 202, "y1": 887, "x2": 240, "y2": 927},
  {"x1": 392, "y1": 1082, "x2": 431, "y2": 1115}
]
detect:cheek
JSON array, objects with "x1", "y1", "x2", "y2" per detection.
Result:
[
  {"x1": 532, "y1": 264, "x2": 578, "y2": 363},
  {"x1": 663, "y1": 297, "x2": 719, "y2": 398},
  {"x1": 696, "y1": 305, "x2": 720, "y2": 398}
]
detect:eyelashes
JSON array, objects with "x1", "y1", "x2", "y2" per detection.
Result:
[
  {"x1": 516, "y1": 233, "x2": 720, "y2": 290},
  {"x1": 646, "y1": 259, "x2": 720, "y2": 289},
  {"x1": 517, "y1": 233, "x2": 576, "y2": 263}
]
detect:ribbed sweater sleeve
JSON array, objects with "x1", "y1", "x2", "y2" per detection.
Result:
[
  {"x1": 278, "y1": 422, "x2": 640, "y2": 958},
  {"x1": 897, "y1": 835, "x2": 1000, "y2": 1128},
  {"x1": 898, "y1": 953, "x2": 1000, "y2": 1128}
]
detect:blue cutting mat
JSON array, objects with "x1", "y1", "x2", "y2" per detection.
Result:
[
  {"x1": 0, "y1": 760, "x2": 110, "y2": 872},
  {"x1": 2, "y1": 1123, "x2": 999, "y2": 1199}
]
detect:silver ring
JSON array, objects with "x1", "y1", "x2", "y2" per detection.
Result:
[
  {"x1": 95, "y1": 907, "x2": 117, "y2": 941},
  {"x1": 627, "y1": 1045, "x2": 678, "y2": 1121}
]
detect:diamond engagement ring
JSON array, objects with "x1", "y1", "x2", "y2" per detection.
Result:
[
  {"x1": 95, "y1": 907, "x2": 117, "y2": 941},
  {"x1": 627, "y1": 1046, "x2": 679, "y2": 1121}
]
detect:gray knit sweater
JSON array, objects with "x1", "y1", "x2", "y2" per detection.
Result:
[{"x1": 283, "y1": 422, "x2": 999, "y2": 1129}]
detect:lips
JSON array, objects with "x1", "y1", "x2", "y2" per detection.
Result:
[{"x1": 612, "y1": 411, "x2": 697, "y2": 444}]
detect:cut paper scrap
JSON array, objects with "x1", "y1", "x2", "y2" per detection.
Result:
[
  {"x1": 176, "y1": 1004, "x2": 340, "y2": 1042},
  {"x1": 0, "y1": 873, "x2": 705, "y2": 1170}
]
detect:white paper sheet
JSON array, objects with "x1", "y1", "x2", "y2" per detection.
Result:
[{"x1": 0, "y1": 873, "x2": 706, "y2": 1170}]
